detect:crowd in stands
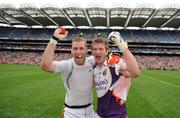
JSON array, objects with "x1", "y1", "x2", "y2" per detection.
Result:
[
  {"x1": 0, "y1": 51, "x2": 72, "y2": 65},
  {"x1": 1, "y1": 43, "x2": 179, "y2": 55},
  {"x1": 1, "y1": 27, "x2": 180, "y2": 42},
  {"x1": 0, "y1": 27, "x2": 179, "y2": 70},
  {"x1": 0, "y1": 51, "x2": 179, "y2": 70},
  {"x1": 0, "y1": 51, "x2": 41, "y2": 65},
  {"x1": 136, "y1": 55, "x2": 180, "y2": 70}
]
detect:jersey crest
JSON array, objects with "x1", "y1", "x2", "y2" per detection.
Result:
[{"x1": 94, "y1": 66, "x2": 112, "y2": 98}]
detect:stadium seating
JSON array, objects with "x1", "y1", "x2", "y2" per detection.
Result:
[{"x1": 0, "y1": 26, "x2": 180, "y2": 70}]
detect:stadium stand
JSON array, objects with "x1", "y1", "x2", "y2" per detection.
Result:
[
  {"x1": 0, "y1": 5, "x2": 180, "y2": 70},
  {"x1": 0, "y1": 27, "x2": 179, "y2": 70}
]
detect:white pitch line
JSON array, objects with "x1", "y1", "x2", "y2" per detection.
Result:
[{"x1": 142, "y1": 74, "x2": 180, "y2": 89}]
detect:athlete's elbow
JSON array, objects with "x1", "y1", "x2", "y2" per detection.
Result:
[
  {"x1": 132, "y1": 69, "x2": 141, "y2": 78},
  {"x1": 40, "y1": 62, "x2": 54, "y2": 73}
]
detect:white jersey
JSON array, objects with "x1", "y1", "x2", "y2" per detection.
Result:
[{"x1": 53, "y1": 56, "x2": 95, "y2": 106}]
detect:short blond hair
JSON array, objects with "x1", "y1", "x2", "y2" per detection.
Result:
[
  {"x1": 72, "y1": 37, "x2": 87, "y2": 47},
  {"x1": 91, "y1": 38, "x2": 109, "y2": 49}
]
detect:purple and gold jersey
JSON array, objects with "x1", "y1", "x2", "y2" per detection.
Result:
[{"x1": 94, "y1": 62, "x2": 127, "y2": 118}]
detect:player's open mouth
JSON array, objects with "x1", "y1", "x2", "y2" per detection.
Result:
[
  {"x1": 78, "y1": 55, "x2": 82, "y2": 58},
  {"x1": 76, "y1": 55, "x2": 83, "y2": 61},
  {"x1": 77, "y1": 55, "x2": 82, "y2": 58},
  {"x1": 95, "y1": 55, "x2": 101, "y2": 60}
]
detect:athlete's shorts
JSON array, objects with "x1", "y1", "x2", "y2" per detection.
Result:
[{"x1": 62, "y1": 104, "x2": 100, "y2": 118}]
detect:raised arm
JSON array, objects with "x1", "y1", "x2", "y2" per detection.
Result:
[
  {"x1": 40, "y1": 28, "x2": 68, "y2": 73},
  {"x1": 108, "y1": 32, "x2": 141, "y2": 77}
]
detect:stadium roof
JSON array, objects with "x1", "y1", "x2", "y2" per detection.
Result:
[{"x1": 0, "y1": 2, "x2": 180, "y2": 29}]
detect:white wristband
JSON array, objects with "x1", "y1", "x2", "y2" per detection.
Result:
[{"x1": 49, "y1": 38, "x2": 58, "y2": 45}]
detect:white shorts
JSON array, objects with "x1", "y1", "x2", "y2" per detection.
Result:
[{"x1": 63, "y1": 105, "x2": 100, "y2": 118}]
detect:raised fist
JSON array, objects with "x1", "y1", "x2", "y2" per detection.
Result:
[
  {"x1": 108, "y1": 31, "x2": 128, "y2": 52},
  {"x1": 52, "y1": 27, "x2": 68, "y2": 41},
  {"x1": 108, "y1": 32, "x2": 124, "y2": 44}
]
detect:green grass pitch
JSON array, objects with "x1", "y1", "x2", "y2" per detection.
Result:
[{"x1": 0, "y1": 64, "x2": 180, "y2": 118}]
